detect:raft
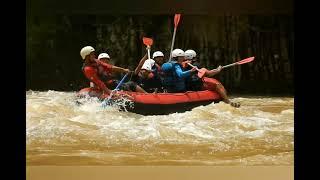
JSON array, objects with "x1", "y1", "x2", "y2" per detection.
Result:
[{"x1": 78, "y1": 77, "x2": 222, "y2": 115}]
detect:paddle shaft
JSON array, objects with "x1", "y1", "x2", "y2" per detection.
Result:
[
  {"x1": 169, "y1": 27, "x2": 177, "y2": 60},
  {"x1": 222, "y1": 63, "x2": 237, "y2": 69},
  {"x1": 187, "y1": 63, "x2": 200, "y2": 71},
  {"x1": 188, "y1": 56, "x2": 254, "y2": 74},
  {"x1": 222, "y1": 57, "x2": 255, "y2": 69},
  {"x1": 147, "y1": 48, "x2": 151, "y2": 59},
  {"x1": 188, "y1": 62, "x2": 243, "y2": 72},
  {"x1": 102, "y1": 73, "x2": 129, "y2": 106}
]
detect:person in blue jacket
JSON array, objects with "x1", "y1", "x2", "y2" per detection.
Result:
[{"x1": 161, "y1": 49, "x2": 197, "y2": 93}]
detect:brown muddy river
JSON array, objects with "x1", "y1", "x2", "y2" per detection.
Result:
[{"x1": 26, "y1": 91, "x2": 293, "y2": 165}]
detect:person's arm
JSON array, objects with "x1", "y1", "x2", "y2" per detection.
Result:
[
  {"x1": 174, "y1": 64, "x2": 193, "y2": 78},
  {"x1": 134, "y1": 53, "x2": 148, "y2": 75},
  {"x1": 111, "y1": 66, "x2": 130, "y2": 73},
  {"x1": 98, "y1": 60, "x2": 129, "y2": 74},
  {"x1": 83, "y1": 67, "x2": 111, "y2": 94},
  {"x1": 206, "y1": 65, "x2": 222, "y2": 77}
]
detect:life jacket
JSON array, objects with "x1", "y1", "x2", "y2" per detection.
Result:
[
  {"x1": 186, "y1": 73, "x2": 203, "y2": 91},
  {"x1": 161, "y1": 61, "x2": 187, "y2": 93},
  {"x1": 136, "y1": 64, "x2": 163, "y2": 93},
  {"x1": 153, "y1": 63, "x2": 165, "y2": 83},
  {"x1": 184, "y1": 62, "x2": 203, "y2": 91},
  {"x1": 82, "y1": 60, "x2": 117, "y2": 89}
]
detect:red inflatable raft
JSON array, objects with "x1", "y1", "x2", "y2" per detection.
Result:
[{"x1": 77, "y1": 77, "x2": 222, "y2": 115}]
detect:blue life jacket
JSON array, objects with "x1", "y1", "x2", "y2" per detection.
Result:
[
  {"x1": 161, "y1": 61, "x2": 192, "y2": 93},
  {"x1": 184, "y1": 62, "x2": 203, "y2": 91}
]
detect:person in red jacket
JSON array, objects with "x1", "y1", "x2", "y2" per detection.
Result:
[{"x1": 80, "y1": 46, "x2": 146, "y2": 97}]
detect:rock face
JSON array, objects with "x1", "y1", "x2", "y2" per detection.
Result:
[{"x1": 27, "y1": 15, "x2": 293, "y2": 95}]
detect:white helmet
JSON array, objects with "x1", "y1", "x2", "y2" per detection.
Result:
[
  {"x1": 172, "y1": 49, "x2": 185, "y2": 58},
  {"x1": 141, "y1": 59, "x2": 155, "y2": 71},
  {"x1": 185, "y1": 49, "x2": 197, "y2": 60},
  {"x1": 152, "y1": 51, "x2": 164, "y2": 58},
  {"x1": 98, "y1": 53, "x2": 110, "y2": 60},
  {"x1": 80, "y1": 46, "x2": 95, "y2": 60}
]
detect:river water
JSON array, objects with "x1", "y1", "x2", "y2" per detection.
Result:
[{"x1": 26, "y1": 90, "x2": 293, "y2": 165}]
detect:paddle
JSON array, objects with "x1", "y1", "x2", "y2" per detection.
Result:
[
  {"x1": 169, "y1": 14, "x2": 181, "y2": 61},
  {"x1": 221, "y1": 56, "x2": 255, "y2": 69},
  {"x1": 101, "y1": 72, "x2": 129, "y2": 107},
  {"x1": 186, "y1": 56, "x2": 255, "y2": 78},
  {"x1": 143, "y1": 37, "x2": 153, "y2": 59}
]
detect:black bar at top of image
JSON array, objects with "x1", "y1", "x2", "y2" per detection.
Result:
[{"x1": 28, "y1": 0, "x2": 293, "y2": 15}]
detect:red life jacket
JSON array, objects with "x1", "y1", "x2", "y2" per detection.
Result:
[{"x1": 82, "y1": 60, "x2": 114, "y2": 90}]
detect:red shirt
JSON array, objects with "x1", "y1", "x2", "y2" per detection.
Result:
[{"x1": 83, "y1": 60, "x2": 113, "y2": 92}]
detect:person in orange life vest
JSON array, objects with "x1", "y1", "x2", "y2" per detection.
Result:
[
  {"x1": 184, "y1": 49, "x2": 240, "y2": 108},
  {"x1": 88, "y1": 52, "x2": 117, "y2": 88},
  {"x1": 80, "y1": 46, "x2": 112, "y2": 96},
  {"x1": 96, "y1": 52, "x2": 146, "y2": 93},
  {"x1": 80, "y1": 46, "x2": 146, "y2": 98},
  {"x1": 88, "y1": 52, "x2": 112, "y2": 88}
]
